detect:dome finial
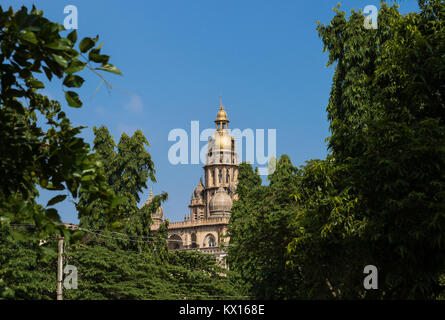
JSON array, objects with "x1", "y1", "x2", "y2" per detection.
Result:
[{"x1": 215, "y1": 97, "x2": 229, "y2": 124}]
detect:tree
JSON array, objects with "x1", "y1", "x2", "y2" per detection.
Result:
[
  {"x1": 79, "y1": 126, "x2": 168, "y2": 252},
  {"x1": 0, "y1": 223, "x2": 56, "y2": 299},
  {"x1": 0, "y1": 5, "x2": 122, "y2": 242},
  {"x1": 228, "y1": 1, "x2": 445, "y2": 299},
  {"x1": 228, "y1": 158, "x2": 303, "y2": 299},
  {"x1": 287, "y1": 0, "x2": 445, "y2": 299},
  {"x1": 0, "y1": 221, "x2": 244, "y2": 300},
  {"x1": 287, "y1": 157, "x2": 366, "y2": 299}
]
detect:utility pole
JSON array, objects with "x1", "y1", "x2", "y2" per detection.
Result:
[{"x1": 57, "y1": 237, "x2": 64, "y2": 300}]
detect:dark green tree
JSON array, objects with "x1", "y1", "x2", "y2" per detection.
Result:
[
  {"x1": 0, "y1": 220, "x2": 244, "y2": 300},
  {"x1": 79, "y1": 126, "x2": 167, "y2": 252},
  {"x1": 0, "y1": 223, "x2": 56, "y2": 299},
  {"x1": 228, "y1": 157, "x2": 303, "y2": 299},
  {"x1": 287, "y1": 157, "x2": 366, "y2": 299},
  {"x1": 288, "y1": 0, "x2": 445, "y2": 299},
  {"x1": 0, "y1": 5, "x2": 122, "y2": 242}
]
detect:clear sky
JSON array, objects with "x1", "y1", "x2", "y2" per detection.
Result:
[{"x1": 3, "y1": 0, "x2": 420, "y2": 224}]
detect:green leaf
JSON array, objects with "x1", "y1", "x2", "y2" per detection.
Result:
[
  {"x1": 45, "y1": 208, "x2": 60, "y2": 221},
  {"x1": 65, "y1": 91, "x2": 82, "y2": 108},
  {"x1": 70, "y1": 230, "x2": 84, "y2": 242},
  {"x1": 46, "y1": 38, "x2": 72, "y2": 51},
  {"x1": 67, "y1": 30, "x2": 78, "y2": 44},
  {"x1": 47, "y1": 195, "x2": 67, "y2": 207},
  {"x1": 111, "y1": 221, "x2": 123, "y2": 229},
  {"x1": 111, "y1": 196, "x2": 127, "y2": 208},
  {"x1": 51, "y1": 54, "x2": 68, "y2": 68},
  {"x1": 88, "y1": 48, "x2": 108, "y2": 62},
  {"x1": 63, "y1": 75, "x2": 85, "y2": 88},
  {"x1": 47, "y1": 182, "x2": 66, "y2": 190},
  {"x1": 79, "y1": 37, "x2": 95, "y2": 53},
  {"x1": 97, "y1": 63, "x2": 122, "y2": 75},
  {"x1": 30, "y1": 79, "x2": 45, "y2": 89},
  {"x1": 40, "y1": 179, "x2": 48, "y2": 188},
  {"x1": 8, "y1": 100, "x2": 25, "y2": 114},
  {"x1": 81, "y1": 175, "x2": 93, "y2": 182},
  {"x1": 65, "y1": 60, "x2": 86, "y2": 74},
  {"x1": 19, "y1": 30, "x2": 37, "y2": 44},
  {"x1": 89, "y1": 51, "x2": 110, "y2": 64},
  {"x1": 42, "y1": 66, "x2": 53, "y2": 81}
]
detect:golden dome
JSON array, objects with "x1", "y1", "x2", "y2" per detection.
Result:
[
  {"x1": 209, "y1": 131, "x2": 232, "y2": 152},
  {"x1": 216, "y1": 106, "x2": 228, "y2": 122},
  {"x1": 215, "y1": 97, "x2": 229, "y2": 124}
]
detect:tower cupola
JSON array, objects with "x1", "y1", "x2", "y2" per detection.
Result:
[{"x1": 215, "y1": 97, "x2": 229, "y2": 130}]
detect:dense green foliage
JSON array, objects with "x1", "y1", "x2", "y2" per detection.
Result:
[
  {"x1": 228, "y1": 159, "x2": 303, "y2": 299},
  {"x1": 0, "y1": 224, "x2": 56, "y2": 299},
  {"x1": 0, "y1": 222, "x2": 244, "y2": 300},
  {"x1": 229, "y1": 1, "x2": 445, "y2": 299},
  {"x1": 79, "y1": 126, "x2": 168, "y2": 252},
  {"x1": 63, "y1": 246, "x2": 243, "y2": 300},
  {"x1": 0, "y1": 5, "x2": 122, "y2": 241}
]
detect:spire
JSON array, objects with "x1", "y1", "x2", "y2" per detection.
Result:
[
  {"x1": 218, "y1": 96, "x2": 225, "y2": 113},
  {"x1": 142, "y1": 187, "x2": 154, "y2": 208},
  {"x1": 147, "y1": 187, "x2": 154, "y2": 202}
]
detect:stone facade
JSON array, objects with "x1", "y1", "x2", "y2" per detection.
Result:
[{"x1": 148, "y1": 100, "x2": 238, "y2": 266}]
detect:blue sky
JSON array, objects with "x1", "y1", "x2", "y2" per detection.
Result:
[{"x1": 3, "y1": 0, "x2": 420, "y2": 223}]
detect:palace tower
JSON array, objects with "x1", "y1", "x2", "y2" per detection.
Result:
[{"x1": 147, "y1": 99, "x2": 239, "y2": 265}]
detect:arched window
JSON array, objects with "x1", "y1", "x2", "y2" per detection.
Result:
[
  {"x1": 204, "y1": 234, "x2": 216, "y2": 247},
  {"x1": 218, "y1": 170, "x2": 222, "y2": 183},
  {"x1": 226, "y1": 171, "x2": 230, "y2": 184},
  {"x1": 191, "y1": 233, "x2": 198, "y2": 248},
  {"x1": 168, "y1": 234, "x2": 182, "y2": 250}
]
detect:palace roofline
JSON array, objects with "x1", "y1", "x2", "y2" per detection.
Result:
[{"x1": 166, "y1": 216, "x2": 230, "y2": 230}]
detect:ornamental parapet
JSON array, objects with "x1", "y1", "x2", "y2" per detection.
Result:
[
  {"x1": 180, "y1": 246, "x2": 227, "y2": 254},
  {"x1": 168, "y1": 216, "x2": 230, "y2": 230}
]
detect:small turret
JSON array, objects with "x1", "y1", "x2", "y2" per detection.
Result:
[{"x1": 142, "y1": 187, "x2": 164, "y2": 226}]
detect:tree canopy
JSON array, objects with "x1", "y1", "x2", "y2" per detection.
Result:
[
  {"x1": 228, "y1": 158, "x2": 303, "y2": 299},
  {"x1": 288, "y1": 0, "x2": 445, "y2": 299},
  {"x1": 0, "y1": 222, "x2": 244, "y2": 300},
  {"x1": 229, "y1": 0, "x2": 445, "y2": 299},
  {"x1": 0, "y1": 5, "x2": 122, "y2": 242}
]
